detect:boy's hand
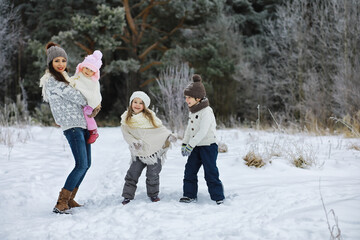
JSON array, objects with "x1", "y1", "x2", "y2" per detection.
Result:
[
  {"x1": 181, "y1": 144, "x2": 186, "y2": 156},
  {"x1": 181, "y1": 144, "x2": 193, "y2": 157}
]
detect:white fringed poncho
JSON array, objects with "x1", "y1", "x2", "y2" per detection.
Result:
[{"x1": 120, "y1": 110, "x2": 172, "y2": 165}]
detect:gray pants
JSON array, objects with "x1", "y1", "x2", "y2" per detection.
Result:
[{"x1": 122, "y1": 157, "x2": 162, "y2": 199}]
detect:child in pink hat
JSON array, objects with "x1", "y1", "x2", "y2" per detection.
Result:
[{"x1": 69, "y1": 50, "x2": 103, "y2": 144}]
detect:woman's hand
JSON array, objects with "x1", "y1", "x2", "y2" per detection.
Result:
[{"x1": 88, "y1": 104, "x2": 101, "y2": 118}]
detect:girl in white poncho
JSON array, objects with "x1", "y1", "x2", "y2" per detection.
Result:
[{"x1": 120, "y1": 91, "x2": 176, "y2": 205}]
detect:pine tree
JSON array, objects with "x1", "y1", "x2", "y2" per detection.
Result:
[{"x1": 50, "y1": 0, "x2": 224, "y2": 118}]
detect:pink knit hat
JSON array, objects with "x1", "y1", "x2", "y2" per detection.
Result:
[{"x1": 76, "y1": 50, "x2": 103, "y2": 81}]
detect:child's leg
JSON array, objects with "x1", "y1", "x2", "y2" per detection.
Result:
[
  {"x1": 83, "y1": 109, "x2": 98, "y2": 130},
  {"x1": 83, "y1": 108, "x2": 99, "y2": 144},
  {"x1": 199, "y1": 144, "x2": 225, "y2": 201},
  {"x1": 145, "y1": 158, "x2": 162, "y2": 198},
  {"x1": 122, "y1": 158, "x2": 146, "y2": 200},
  {"x1": 183, "y1": 148, "x2": 202, "y2": 199}
]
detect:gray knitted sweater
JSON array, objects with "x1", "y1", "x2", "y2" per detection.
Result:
[{"x1": 43, "y1": 74, "x2": 88, "y2": 131}]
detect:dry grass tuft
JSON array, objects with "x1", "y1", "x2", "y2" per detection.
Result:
[
  {"x1": 293, "y1": 155, "x2": 312, "y2": 168},
  {"x1": 319, "y1": 179, "x2": 343, "y2": 240},
  {"x1": 330, "y1": 113, "x2": 360, "y2": 138},
  {"x1": 285, "y1": 141, "x2": 321, "y2": 169},
  {"x1": 243, "y1": 151, "x2": 266, "y2": 168},
  {"x1": 348, "y1": 143, "x2": 360, "y2": 151}
]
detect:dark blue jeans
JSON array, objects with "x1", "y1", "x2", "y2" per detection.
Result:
[
  {"x1": 183, "y1": 143, "x2": 225, "y2": 201},
  {"x1": 63, "y1": 128, "x2": 91, "y2": 191}
]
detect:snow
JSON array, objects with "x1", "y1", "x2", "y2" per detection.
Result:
[{"x1": 0, "y1": 126, "x2": 359, "y2": 240}]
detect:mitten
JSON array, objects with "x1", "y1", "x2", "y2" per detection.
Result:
[
  {"x1": 168, "y1": 134, "x2": 177, "y2": 143},
  {"x1": 181, "y1": 144, "x2": 193, "y2": 157},
  {"x1": 163, "y1": 134, "x2": 176, "y2": 148},
  {"x1": 133, "y1": 141, "x2": 143, "y2": 150},
  {"x1": 88, "y1": 104, "x2": 101, "y2": 118},
  {"x1": 83, "y1": 105, "x2": 94, "y2": 115},
  {"x1": 181, "y1": 144, "x2": 187, "y2": 156},
  {"x1": 183, "y1": 144, "x2": 193, "y2": 156}
]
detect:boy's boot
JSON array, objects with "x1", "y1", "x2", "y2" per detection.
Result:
[
  {"x1": 68, "y1": 187, "x2": 82, "y2": 208},
  {"x1": 53, "y1": 188, "x2": 71, "y2": 214},
  {"x1": 179, "y1": 197, "x2": 197, "y2": 203},
  {"x1": 87, "y1": 129, "x2": 99, "y2": 144}
]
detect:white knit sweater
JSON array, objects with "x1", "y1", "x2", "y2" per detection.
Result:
[
  {"x1": 69, "y1": 72, "x2": 102, "y2": 109},
  {"x1": 183, "y1": 106, "x2": 217, "y2": 147},
  {"x1": 39, "y1": 71, "x2": 87, "y2": 130}
]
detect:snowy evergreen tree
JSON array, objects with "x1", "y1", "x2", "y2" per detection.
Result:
[{"x1": 262, "y1": 0, "x2": 360, "y2": 127}]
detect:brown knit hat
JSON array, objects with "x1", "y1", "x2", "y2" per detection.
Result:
[{"x1": 184, "y1": 74, "x2": 206, "y2": 99}]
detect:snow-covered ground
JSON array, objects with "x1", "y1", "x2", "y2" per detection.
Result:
[{"x1": 0, "y1": 126, "x2": 359, "y2": 240}]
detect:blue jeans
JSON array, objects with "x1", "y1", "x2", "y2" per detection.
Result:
[
  {"x1": 183, "y1": 143, "x2": 224, "y2": 201},
  {"x1": 63, "y1": 128, "x2": 91, "y2": 191}
]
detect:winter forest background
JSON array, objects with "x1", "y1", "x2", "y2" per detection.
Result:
[
  {"x1": 1, "y1": 1, "x2": 360, "y2": 239},
  {"x1": 1, "y1": 0, "x2": 359, "y2": 134}
]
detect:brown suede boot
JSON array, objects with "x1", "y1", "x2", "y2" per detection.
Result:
[
  {"x1": 53, "y1": 188, "x2": 71, "y2": 214},
  {"x1": 68, "y1": 187, "x2": 82, "y2": 208}
]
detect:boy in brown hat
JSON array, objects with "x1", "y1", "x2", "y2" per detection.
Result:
[{"x1": 180, "y1": 74, "x2": 225, "y2": 205}]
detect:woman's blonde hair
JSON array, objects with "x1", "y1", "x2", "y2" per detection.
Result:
[{"x1": 125, "y1": 101, "x2": 158, "y2": 128}]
